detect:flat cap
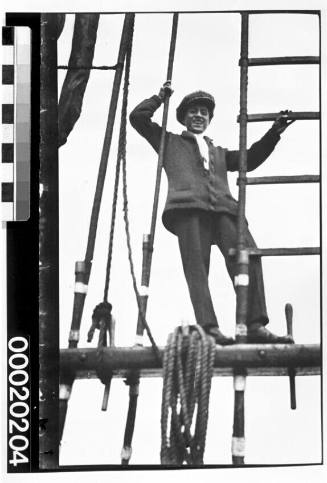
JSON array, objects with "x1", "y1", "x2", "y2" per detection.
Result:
[{"x1": 176, "y1": 90, "x2": 215, "y2": 125}]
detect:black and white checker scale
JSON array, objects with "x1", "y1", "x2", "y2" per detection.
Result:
[{"x1": 2, "y1": 26, "x2": 15, "y2": 221}]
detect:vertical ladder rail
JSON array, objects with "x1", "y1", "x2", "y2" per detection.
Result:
[
  {"x1": 231, "y1": 11, "x2": 320, "y2": 464},
  {"x1": 232, "y1": 11, "x2": 249, "y2": 466}
]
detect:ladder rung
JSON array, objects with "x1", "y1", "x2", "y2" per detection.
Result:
[
  {"x1": 239, "y1": 112, "x2": 320, "y2": 123},
  {"x1": 229, "y1": 247, "x2": 320, "y2": 257},
  {"x1": 249, "y1": 247, "x2": 320, "y2": 257},
  {"x1": 240, "y1": 175, "x2": 320, "y2": 185},
  {"x1": 247, "y1": 56, "x2": 319, "y2": 66},
  {"x1": 57, "y1": 64, "x2": 118, "y2": 71}
]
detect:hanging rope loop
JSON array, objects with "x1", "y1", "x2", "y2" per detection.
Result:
[
  {"x1": 118, "y1": 16, "x2": 161, "y2": 363},
  {"x1": 161, "y1": 325, "x2": 216, "y2": 465}
]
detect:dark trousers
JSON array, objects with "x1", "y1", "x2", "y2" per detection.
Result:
[{"x1": 172, "y1": 210, "x2": 269, "y2": 329}]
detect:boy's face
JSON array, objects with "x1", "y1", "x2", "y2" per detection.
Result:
[{"x1": 184, "y1": 103, "x2": 210, "y2": 134}]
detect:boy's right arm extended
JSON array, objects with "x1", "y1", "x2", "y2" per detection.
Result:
[{"x1": 129, "y1": 95, "x2": 164, "y2": 153}]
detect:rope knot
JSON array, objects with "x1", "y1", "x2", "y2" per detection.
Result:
[{"x1": 87, "y1": 301, "x2": 113, "y2": 342}]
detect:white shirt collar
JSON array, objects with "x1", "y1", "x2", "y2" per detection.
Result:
[{"x1": 193, "y1": 133, "x2": 209, "y2": 169}]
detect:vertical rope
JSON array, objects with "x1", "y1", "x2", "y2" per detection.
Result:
[
  {"x1": 102, "y1": 16, "x2": 136, "y2": 302},
  {"x1": 121, "y1": 15, "x2": 179, "y2": 467},
  {"x1": 102, "y1": 130, "x2": 122, "y2": 300},
  {"x1": 120, "y1": 29, "x2": 161, "y2": 362},
  {"x1": 84, "y1": 14, "x2": 135, "y2": 266}
]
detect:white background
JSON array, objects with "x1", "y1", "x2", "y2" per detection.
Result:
[{"x1": 1, "y1": 0, "x2": 327, "y2": 482}]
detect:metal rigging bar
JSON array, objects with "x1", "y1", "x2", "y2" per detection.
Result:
[
  {"x1": 233, "y1": 11, "x2": 250, "y2": 466},
  {"x1": 135, "y1": 14, "x2": 179, "y2": 340},
  {"x1": 121, "y1": 13, "x2": 179, "y2": 466}
]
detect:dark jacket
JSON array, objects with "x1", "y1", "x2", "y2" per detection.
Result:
[{"x1": 130, "y1": 95, "x2": 281, "y2": 234}]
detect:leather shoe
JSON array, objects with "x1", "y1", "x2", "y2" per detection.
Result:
[
  {"x1": 205, "y1": 327, "x2": 235, "y2": 345},
  {"x1": 247, "y1": 325, "x2": 294, "y2": 344}
]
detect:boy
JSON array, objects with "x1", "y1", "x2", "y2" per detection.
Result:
[{"x1": 130, "y1": 83, "x2": 294, "y2": 345}]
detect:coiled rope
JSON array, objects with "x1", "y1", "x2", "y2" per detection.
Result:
[{"x1": 161, "y1": 325, "x2": 216, "y2": 465}]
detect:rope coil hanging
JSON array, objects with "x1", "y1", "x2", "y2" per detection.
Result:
[{"x1": 161, "y1": 325, "x2": 216, "y2": 465}]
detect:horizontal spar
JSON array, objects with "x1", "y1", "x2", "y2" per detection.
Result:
[
  {"x1": 237, "y1": 112, "x2": 320, "y2": 122},
  {"x1": 60, "y1": 344, "x2": 321, "y2": 379}
]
